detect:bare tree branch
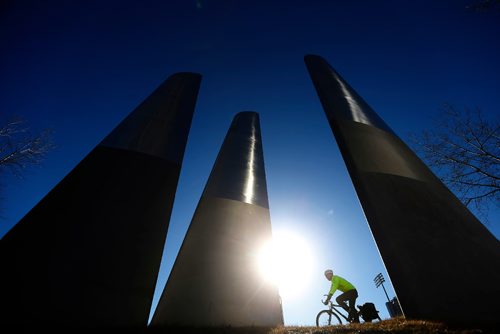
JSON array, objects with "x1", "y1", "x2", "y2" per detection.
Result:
[
  {"x1": 0, "y1": 116, "x2": 55, "y2": 178},
  {"x1": 410, "y1": 105, "x2": 499, "y2": 222}
]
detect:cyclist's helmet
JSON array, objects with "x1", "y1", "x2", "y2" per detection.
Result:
[{"x1": 324, "y1": 269, "x2": 333, "y2": 277}]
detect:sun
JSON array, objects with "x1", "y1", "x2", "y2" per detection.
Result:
[{"x1": 257, "y1": 230, "x2": 313, "y2": 299}]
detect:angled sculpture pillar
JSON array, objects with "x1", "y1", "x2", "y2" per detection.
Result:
[
  {"x1": 151, "y1": 112, "x2": 283, "y2": 327},
  {"x1": 0, "y1": 73, "x2": 201, "y2": 327},
  {"x1": 305, "y1": 55, "x2": 500, "y2": 326}
]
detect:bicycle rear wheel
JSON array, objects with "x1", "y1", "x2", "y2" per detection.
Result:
[{"x1": 316, "y1": 310, "x2": 342, "y2": 326}]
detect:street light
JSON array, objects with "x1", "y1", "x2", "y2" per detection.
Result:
[
  {"x1": 374, "y1": 273, "x2": 390, "y2": 302},
  {"x1": 374, "y1": 273, "x2": 403, "y2": 317}
]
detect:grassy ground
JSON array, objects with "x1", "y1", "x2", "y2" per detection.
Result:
[
  {"x1": 145, "y1": 318, "x2": 492, "y2": 334},
  {"x1": 270, "y1": 317, "x2": 488, "y2": 334},
  {"x1": 7, "y1": 318, "x2": 492, "y2": 333}
]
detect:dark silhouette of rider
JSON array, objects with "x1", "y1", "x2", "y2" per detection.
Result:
[{"x1": 323, "y1": 269, "x2": 360, "y2": 323}]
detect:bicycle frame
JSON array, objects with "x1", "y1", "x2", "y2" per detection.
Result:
[
  {"x1": 329, "y1": 302, "x2": 350, "y2": 322},
  {"x1": 316, "y1": 300, "x2": 357, "y2": 326},
  {"x1": 317, "y1": 296, "x2": 381, "y2": 326}
]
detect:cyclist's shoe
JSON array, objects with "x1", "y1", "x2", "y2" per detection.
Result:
[{"x1": 348, "y1": 310, "x2": 360, "y2": 323}]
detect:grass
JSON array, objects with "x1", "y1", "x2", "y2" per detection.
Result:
[
  {"x1": 8, "y1": 318, "x2": 491, "y2": 334},
  {"x1": 144, "y1": 318, "x2": 492, "y2": 334},
  {"x1": 270, "y1": 318, "x2": 489, "y2": 334}
]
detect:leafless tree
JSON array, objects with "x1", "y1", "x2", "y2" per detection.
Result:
[
  {"x1": 0, "y1": 116, "x2": 54, "y2": 217},
  {"x1": 411, "y1": 105, "x2": 499, "y2": 219},
  {"x1": 0, "y1": 116, "x2": 54, "y2": 177}
]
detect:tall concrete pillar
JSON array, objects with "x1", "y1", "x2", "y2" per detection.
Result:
[
  {"x1": 0, "y1": 72, "x2": 201, "y2": 327},
  {"x1": 304, "y1": 55, "x2": 500, "y2": 326},
  {"x1": 151, "y1": 112, "x2": 283, "y2": 328}
]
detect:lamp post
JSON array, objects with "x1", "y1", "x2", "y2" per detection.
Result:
[
  {"x1": 374, "y1": 273, "x2": 402, "y2": 317},
  {"x1": 374, "y1": 273, "x2": 390, "y2": 302}
]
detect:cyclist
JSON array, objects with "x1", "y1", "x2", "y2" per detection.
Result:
[{"x1": 323, "y1": 269, "x2": 360, "y2": 323}]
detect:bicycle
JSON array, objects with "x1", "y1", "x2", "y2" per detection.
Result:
[{"x1": 316, "y1": 295, "x2": 382, "y2": 326}]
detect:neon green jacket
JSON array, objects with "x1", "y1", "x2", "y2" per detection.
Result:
[{"x1": 329, "y1": 275, "x2": 356, "y2": 295}]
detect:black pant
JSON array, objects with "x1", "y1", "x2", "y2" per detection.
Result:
[{"x1": 336, "y1": 289, "x2": 358, "y2": 317}]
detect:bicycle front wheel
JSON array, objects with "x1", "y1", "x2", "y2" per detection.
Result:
[{"x1": 316, "y1": 310, "x2": 342, "y2": 326}]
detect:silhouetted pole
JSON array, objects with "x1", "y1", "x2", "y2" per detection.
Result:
[
  {"x1": 305, "y1": 54, "x2": 500, "y2": 326},
  {"x1": 0, "y1": 72, "x2": 201, "y2": 328},
  {"x1": 375, "y1": 272, "x2": 402, "y2": 318},
  {"x1": 374, "y1": 273, "x2": 390, "y2": 303},
  {"x1": 151, "y1": 112, "x2": 283, "y2": 328}
]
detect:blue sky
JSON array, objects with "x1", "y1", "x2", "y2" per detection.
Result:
[{"x1": 1, "y1": 0, "x2": 499, "y2": 326}]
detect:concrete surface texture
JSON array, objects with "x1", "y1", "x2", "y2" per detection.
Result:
[
  {"x1": 304, "y1": 55, "x2": 500, "y2": 326},
  {"x1": 151, "y1": 112, "x2": 283, "y2": 327},
  {"x1": 0, "y1": 72, "x2": 201, "y2": 327}
]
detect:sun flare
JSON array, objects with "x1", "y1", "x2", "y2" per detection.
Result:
[{"x1": 257, "y1": 230, "x2": 313, "y2": 299}]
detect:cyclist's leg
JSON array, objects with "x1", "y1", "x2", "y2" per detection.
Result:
[
  {"x1": 335, "y1": 293, "x2": 350, "y2": 313},
  {"x1": 337, "y1": 290, "x2": 359, "y2": 322},
  {"x1": 346, "y1": 290, "x2": 360, "y2": 323}
]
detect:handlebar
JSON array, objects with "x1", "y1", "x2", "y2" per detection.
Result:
[
  {"x1": 321, "y1": 295, "x2": 342, "y2": 307},
  {"x1": 321, "y1": 294, "x2": 328, "y2": 305}
]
